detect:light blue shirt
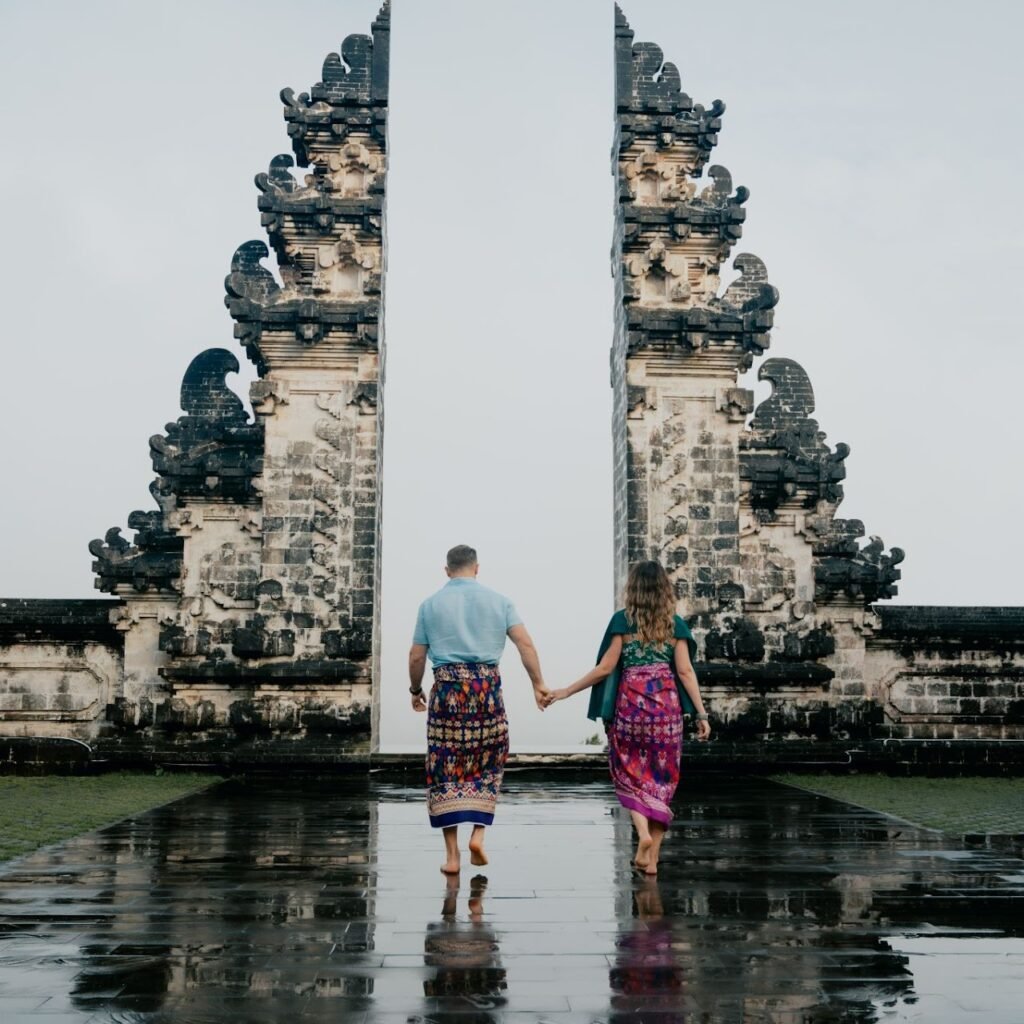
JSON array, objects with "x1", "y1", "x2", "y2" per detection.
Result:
[{"x1": 412, "y1": 578, "x2": 522, "y2": 666}]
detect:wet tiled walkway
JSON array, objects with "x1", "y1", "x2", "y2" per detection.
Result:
[{"x1": 1, "y1": 773, "x2": 1022, "y2": 1023}]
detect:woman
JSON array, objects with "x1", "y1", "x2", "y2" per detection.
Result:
[{"x1": 547, "y1": 561, "x2": 710, "y2": 875}]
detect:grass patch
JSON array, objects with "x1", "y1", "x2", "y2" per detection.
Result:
[
  {"x1": 772, "y1": 774, "x2": 1024, "y2": 836},
  {"x1": 0, "y1": 772, "x2": 218, "y2": 863}
]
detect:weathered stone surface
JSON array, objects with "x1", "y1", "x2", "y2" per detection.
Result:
[
  {"x1": 2, "y1": 5, "x2": 392, "y2": 759},
  {"x1": 866, "y1": 606, "x2": 1024, "y2": 740},
  {"x1": 0, "y1": 6, "x2": 1020, "y2": 767},
  {"x1": 609, "y1": 5, "x2": 1017, "y2": 753}
]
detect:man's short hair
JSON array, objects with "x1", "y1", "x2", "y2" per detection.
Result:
[{"x1": 446, "y1": 544, "x2": 478, "y2": 571}]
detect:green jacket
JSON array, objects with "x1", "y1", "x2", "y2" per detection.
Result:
[{"x1": 586, "y1": 610, "x2": 698, "y2": 723}]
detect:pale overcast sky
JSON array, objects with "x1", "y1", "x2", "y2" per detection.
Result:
[{"x1": 0, "y1": 1, "x2": 1021, "y2": 750}]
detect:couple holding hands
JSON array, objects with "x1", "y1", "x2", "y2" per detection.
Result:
[{"x1": 409, "y1": 545, "x2": 710, "y2": 877}]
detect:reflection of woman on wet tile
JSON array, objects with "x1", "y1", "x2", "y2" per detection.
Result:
[
  {"x1": 610, "y1": 878, "x2": 687, "y2": 1019},
  {"x1": 423, "y1": 874, "x2": 507, "y2": 1017},
  {"x1": 547, "y1": 560, "x2": 710, "y2": 875}
]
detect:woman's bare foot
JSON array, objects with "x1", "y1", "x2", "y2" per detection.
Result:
[
  {"x1": 634, "y1": 836, "x2": 653, "y2": 869},
  {"x1": 469, "y1": 826, "x2": 488, "y2": 866}
]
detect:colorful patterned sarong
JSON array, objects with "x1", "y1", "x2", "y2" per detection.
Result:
[
  {"x1": 426, "y1": 662, "x2": 509, "y2": 828},
  {"x1": 608, "y1": 662, "x2": 683, "y2": 826}
]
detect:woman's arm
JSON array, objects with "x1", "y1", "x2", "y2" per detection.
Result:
[
  {"x1": 547, "y1": 635, "x2": 623, "y2": 703},
  {"x1": 674, "y1": 639, "x2": 711, "y2": 741}
]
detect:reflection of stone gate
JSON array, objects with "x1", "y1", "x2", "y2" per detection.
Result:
[{"x1": 0, "y1": 5, "x2": 1022, "y2": 768}]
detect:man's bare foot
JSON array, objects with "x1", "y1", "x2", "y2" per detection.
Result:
[
  {"x1": 634, "y1": 836, "x2": 653, "y2": 869},
  {"x1": 440, "y1": 858, "x2": 460, "y2": 875},
  {"x1": 468, "y1": 874, "x2": 487, "y2": 918},
  {"x1": 468, "y1": 838, "x2": 488, "y2": 866}
]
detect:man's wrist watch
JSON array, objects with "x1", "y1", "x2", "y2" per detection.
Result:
[{"x1": 409, "y1": 685, "x2": 423, "y2": 695}]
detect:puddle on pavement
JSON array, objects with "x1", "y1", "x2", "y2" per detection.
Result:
[{"x1": 0, "y1": 774, "x2": 1021, "y2": 1022}]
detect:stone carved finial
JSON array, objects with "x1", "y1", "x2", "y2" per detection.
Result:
[
  {"x1": 255, "y1": 154, "x2": 300, "y2": 195},
  {"x1": 615, "y1": 8, "x2": 723, "y2": 158},
  {"x1": 742, "y1": 358, "x2": 848, "y2": 513},
  {"x1": 232, "y1": 3, "x2": 388, "y2": 372},
  {"x1": 632, "y1": 42, "x2": 685, "y2": 107},
  {"x1": 149, "y1": 349, "x2": 263, "y2": 502},
  {"x1": 178, "y1": 349, "x2": 247, "y2": 422},
  {"x1": 280, "y1": 2, "x2": 389, "y2": 156},
  {"x1": 89, "y1": 512, "x2": 183, "y2": 596},
  {"x1": 317, "y1": 35, "x2": 374, "y2": 103},
  {"x1": 721, "y1": 254, "x2": 779, "y2": 313},
  {"x1": 225, "y1": 241, "x2": 280, "y2": 305},
  {"x1": 700, "y1": 164, "x2": 732, "y2": 201},
  {"x1": 614, "y1": 8, "x2": 770, "y2": 361},
  {"x1": 752, "y1": 359, "x2": 818, "y2": 436},
  {"x1": 816, "y1": 535, "x2": 905, "y2": 604},
  {"x1": 92, "y1": 349, "x2": 265, "y2": 596}
]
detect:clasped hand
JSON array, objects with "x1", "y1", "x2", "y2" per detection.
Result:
[
  {"x1": 539, "y1": 688, "x2": 569, "y2": 708},
  {"x1": 532, "y1": 686, "x2": 568, "y2": 711}
]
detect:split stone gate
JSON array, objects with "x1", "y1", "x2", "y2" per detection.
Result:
[{"x1": 2, "y1": 5, "x2": 1022, "y2": 770}]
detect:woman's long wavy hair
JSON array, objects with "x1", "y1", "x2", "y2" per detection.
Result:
[{"x1": 623, "y1": 560, "x2": 676, "y2": 645}]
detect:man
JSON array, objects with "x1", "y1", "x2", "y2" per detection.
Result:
[{"x1": 410, "y1": 544, "x2": 548, "y2": 874}]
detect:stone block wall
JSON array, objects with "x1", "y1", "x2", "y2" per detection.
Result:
[
  {"x1": 0, "y1": 601, "x2": 122, "y2": 740},
  {"x1": 866, "y1": 607, "x2": 1024, "y2": 741}
]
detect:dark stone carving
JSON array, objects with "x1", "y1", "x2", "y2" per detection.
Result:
[
  {"x1": 90, "y1": 483, "x2": 183, "y2": 595},
  {"x1": 614, "y1": 7, "x2": 776, "y2": 363},
  {"x1": 623, "y1": 299, "x2": 775, "y2": 363},
  {"x1": 254, "y1": 153, "x2": 300, "y2": 195},
  {"x1": 704, "y1": 618, "x2": 766, "y2": 662},
  {"x1": 702, "y1": 165, "x2": 749, "y2": 207},
  {"x1": 225, "y1": 240, "x2": 281, "y2": 305},
  {"x1": 242, "y1": 7, "x2": 390, "y2": 375},
  {"x1": 615, "y1": 5, "x2": 723, "y2": 159},
  {"x1": 816, "y1": 535, "x2": 905, "y2": 604},
  {"x1": 231, "y1": 626, "x2": 296, "y2": 661},
  {"x1": 740, "y1": 358, "x2": 849, "y2": 514},
  {"x1": 773, "y1": 627, "x2": 836, "y2": 663},
  {"x1": 91, "y1": 349, "x2": 261, "y2": 595},
  {"x1": 280, "y1": 2, "x2": 390, "y2": 159},
  {"x1": 721, "y1": 254, "x2": 778, "y2": 314},
  {"x1": 149, "y1": 349, "x2": 263, "y2": 502},
  {"x1": 158, "y1": 622, "x2": 223, "y2": 660},
  {"x1": 323, "y1": 626, "x2": 373, "y2": 661},
  {"x1": 225, "y1": 239, "x2": 382, "y2": 369}
]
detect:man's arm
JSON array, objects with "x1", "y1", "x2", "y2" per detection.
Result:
[
  {"x1": 507, "y1": 624, "x2": 548, "y2": 711},
  {"x1": 409, "y1": 643, "x2": 428, "y2": 712}
]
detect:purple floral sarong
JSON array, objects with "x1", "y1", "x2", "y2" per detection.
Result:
[{"x1": 608, "y1": 662, "x2": 683, "y2": 826}]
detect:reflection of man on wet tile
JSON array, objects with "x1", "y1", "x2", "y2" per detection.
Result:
[
  {"x1": 409, "y1": 544, "x2": 549, "y2": 873},
  {"x1": 424, "y1": 874, "x2": 506, "y2": 1014}
]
